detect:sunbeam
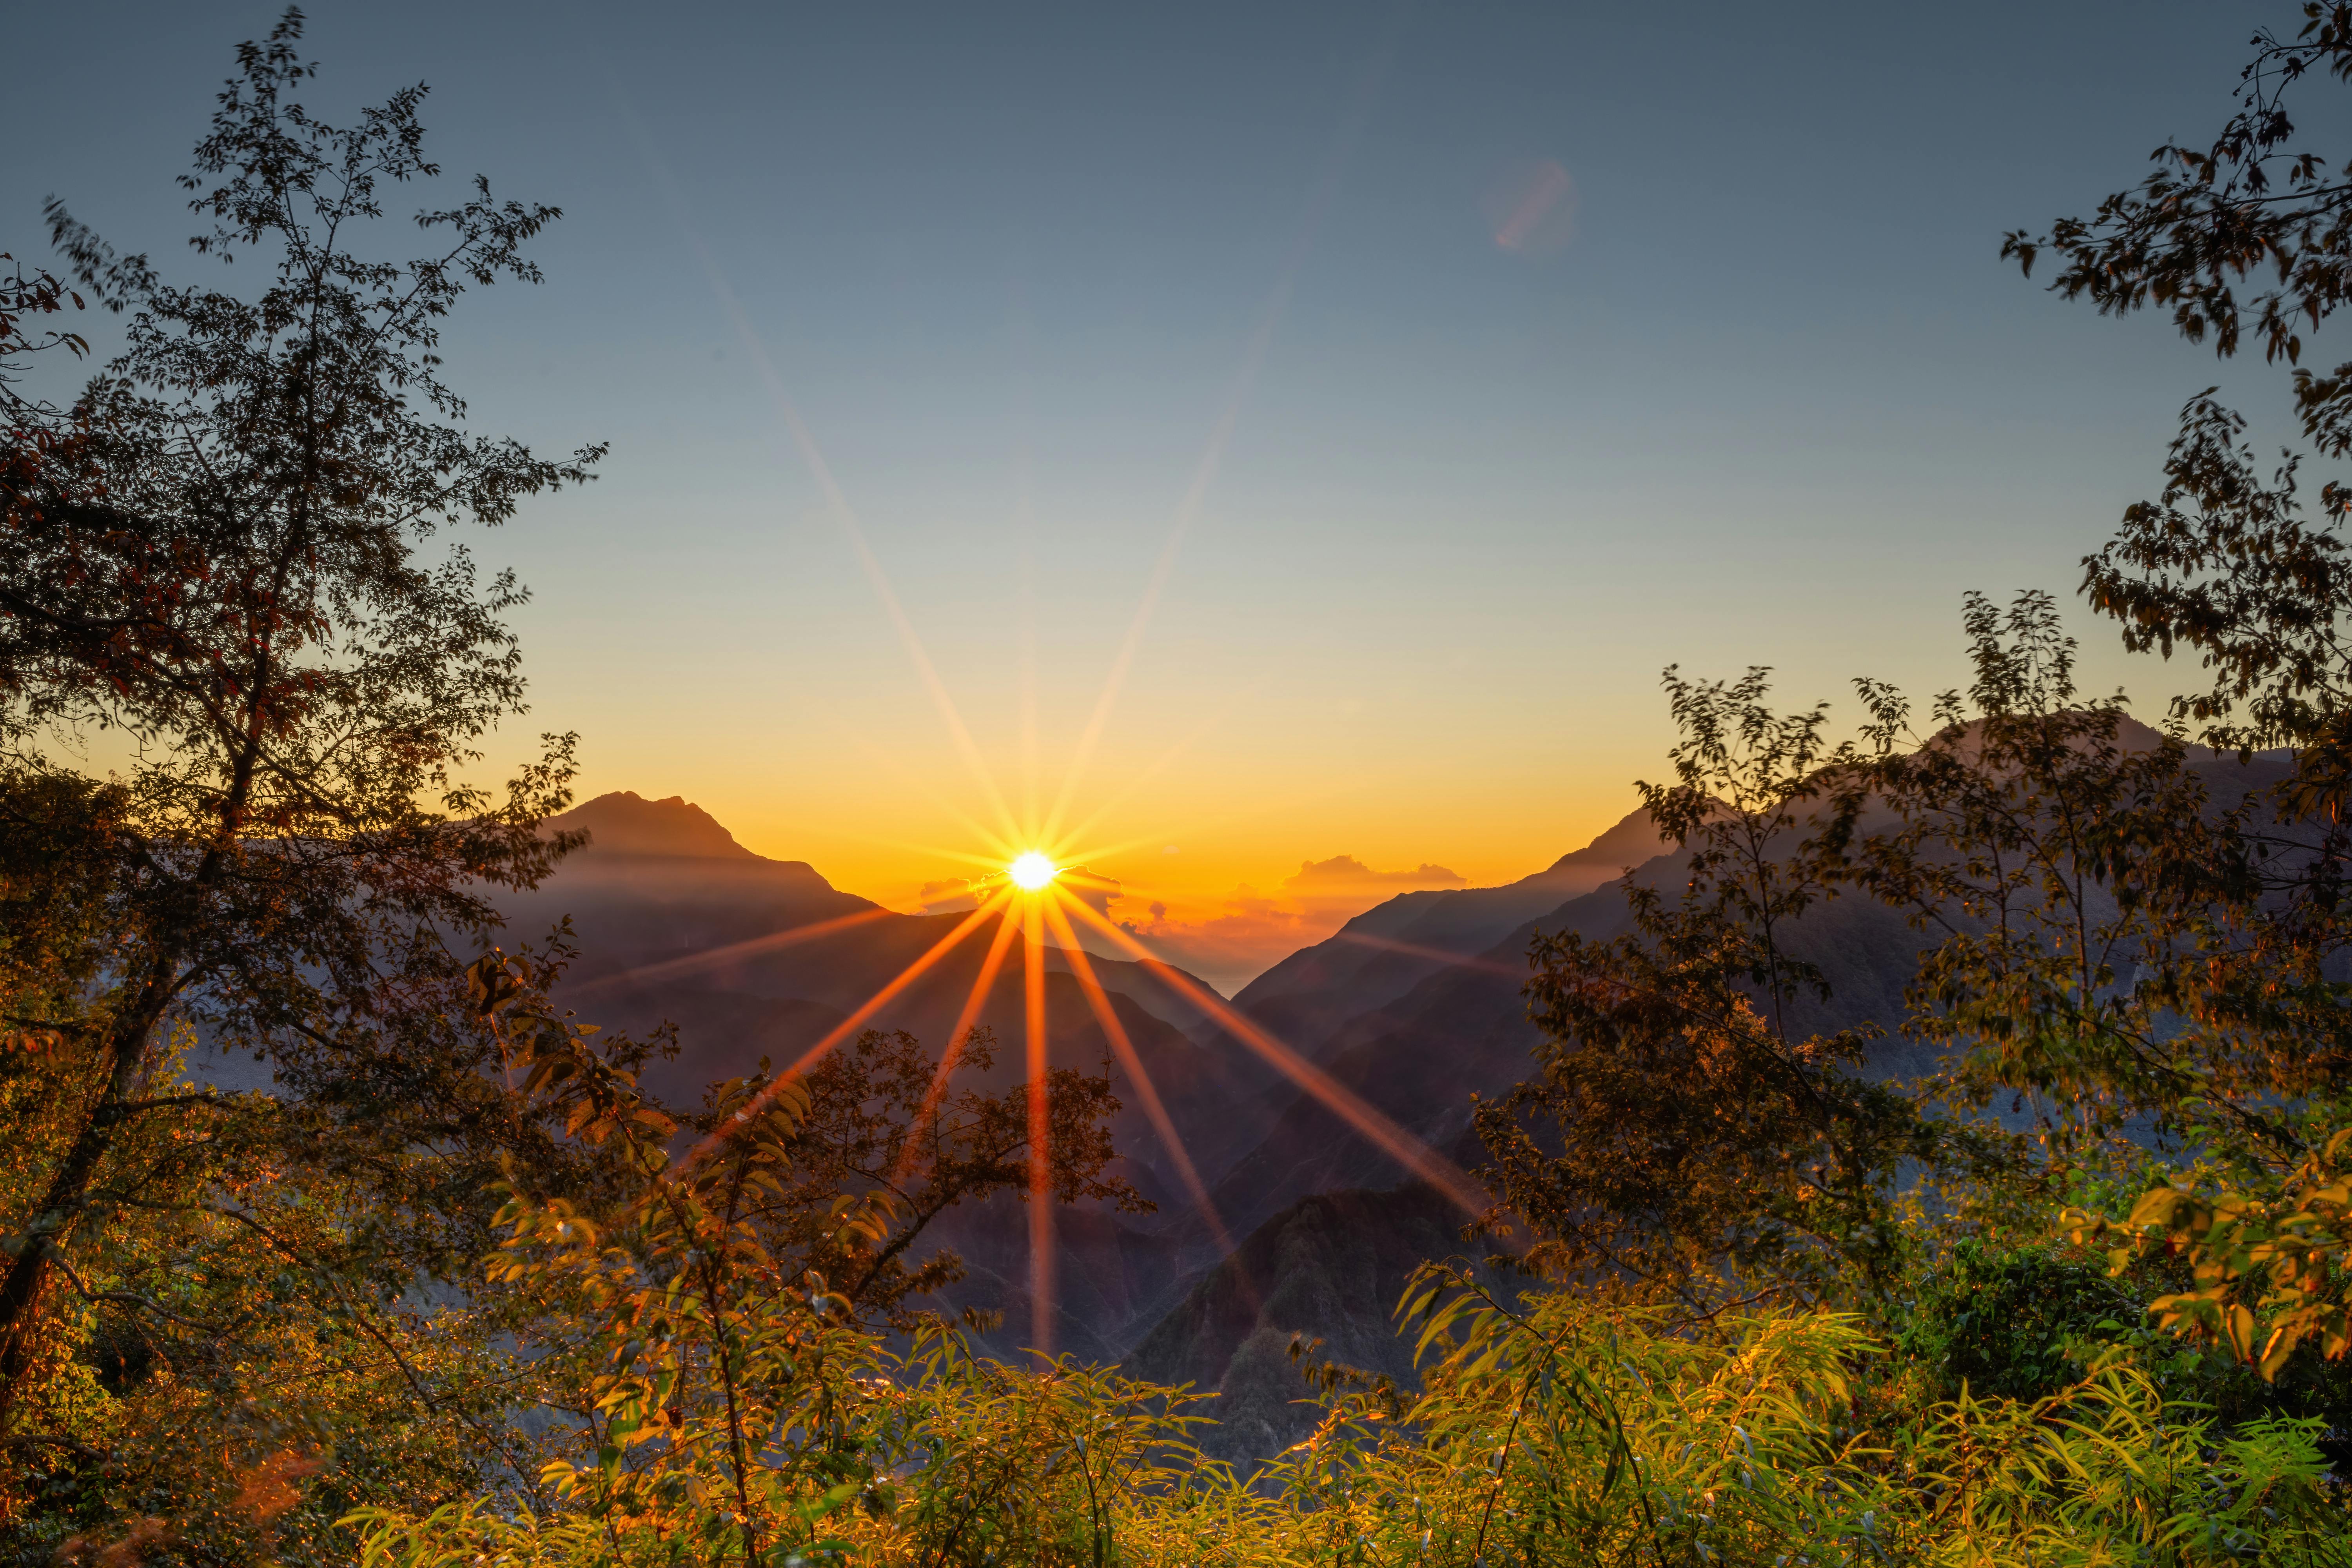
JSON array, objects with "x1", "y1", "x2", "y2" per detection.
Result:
[
  {"x1": 618, "y1": 28, "x2": 1434, "y2": 1353},
  {"x1": 1050, "y1": 681, "x2": 1269, "y2": 860},
  {"x1": 1054, "y1": 776, "x2": 1356, "y2": 871},
  {"x1": 1332, "y1": 929, "x2": 1527, "y2": 978},
  {"x1": 677, "y1": 891, "x2": 1013, "y2": 1172},
  {"x1": 1040, "y1": 4, "x2": 1408, "y2": 851},
  {"x1": 1057, "y1": 897, "x2": 1488, "y2": 1217},
  {"x1": 1042, "y1": 893, "x2": 1240, "y2": 1260},
  {"x1": 568, "y1": 907, "x2": 895, "y2": 996},
  {"x1": 830, "y1": 721, "x2": 1024, "y2": 862},
  {"x1": 889, "y1": 903, "x2": 1024, "y2": 1190},
  {"x1": 618, "y1": 102, "x2": 1023, "y2": 850},
  {"x1": 1022, "y1": 891, "x2": 1054, "y2": 1357}
]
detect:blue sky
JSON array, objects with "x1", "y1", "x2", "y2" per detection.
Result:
[{"x1": 5, "y1": 1, "x2": 2330, "y2": 982}]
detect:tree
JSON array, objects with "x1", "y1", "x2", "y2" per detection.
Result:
[
  {"x1": 2008, "y1": 5, "x2": 2352, "y2": 801},
  {"x1": 1838, "y1": 592, "x2": 2296, "y2": 1169},
  {"x1": 0, "y1": 0, "x2": 598, "y2": 1473},
  {"x1": 385, "y1": 1000, "x2": 1157, "y2": 1568},
  {"x1": 0, "y1": 27, "x2": 635, "y2": 1568},
  {"x1": 1475, "y1": 666, "x2": 1976, "y2": 1308},
  {"x1": 2000, "y1": 5, "x2": 2352, "y2": 1377},
  {"x1": 2004, "y1": 5, "x2": 2352, "y2": 458},
  {"x1": 724, "y1": 1027, "x2": 1148, "y2": 1330}
]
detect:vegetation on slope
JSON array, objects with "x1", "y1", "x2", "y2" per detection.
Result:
[{"x1": 21, "y1": 6, "x2": 2352, "y2": 1565}]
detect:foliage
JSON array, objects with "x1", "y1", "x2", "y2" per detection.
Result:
[
  {"x1": 345, "y1": 1010, "x2": 1190, "y2": 1568},
  {"x1": 1991, "y1": 3, "x2": 2352, "y2": 1394},
  {"x1": 720, "y1": 1027, "x2": 1148, "y2": 1331},
  {"x1": 0, "y1": 10, "x2": 618, "y2": 1553},
  {"x1": 1476, "y1": 662, "x2": 2004, "y2": 1308},
  {"x1": 1896, "y1": 1240, "x2": 2139, "y2": 1405},
  {"x1": 19, "y1": 7, "x2": 2352, "y2": 1566},
  {"x1": 352, "y1": 1258, "x2": 2352, "y2": 1568},
  {"x1": 2004, "y1": 4, "x2": 2352, "y2": 456},
  {"x1": 1837, "y1": 592, "x2": 2330, "y2": 1179}
]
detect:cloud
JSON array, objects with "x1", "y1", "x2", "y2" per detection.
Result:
[
  {"x1": 1281, "y1": 853, "x2": 1465, "y2": 896},
  {"x1": 918, "y1": 877, "x2": 981, "y2": 914}
]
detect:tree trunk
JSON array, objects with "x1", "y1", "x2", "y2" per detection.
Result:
[{"x1": 0, "y1": 963, "x2": 174, "y2": 1412}]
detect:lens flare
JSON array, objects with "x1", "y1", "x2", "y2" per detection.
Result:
[{"x1": 1009, "y1": 851, "x2": 1058, "y2": 891}]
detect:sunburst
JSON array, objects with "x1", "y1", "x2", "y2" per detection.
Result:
[
  {"x1": 669, "y1": 778, "x2": 1487, "y2": 1358},
  {"x1": 1007, "y1": 851, "x2": 1058, "y2": 891},
  {"x1": 641, "y1": 28, "x2": 1470, "y2": 1353}
]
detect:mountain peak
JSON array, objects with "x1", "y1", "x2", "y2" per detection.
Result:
[
  {"x1": 1544, "y1": 807, "x2": 1665, "y2": 874},
  {"x1": 545, "y1": 791, "x2": 756, "y2": 859}
]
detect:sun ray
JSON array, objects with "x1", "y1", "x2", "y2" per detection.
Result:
[
  {"x1": 1054, "y1": 778, "x2": 1356, "y2": 871},
  {"x1": 888, "y1": 904, "x2": 1023, "y2": 1189},
  {"x1": 569, "y1": 908, "x2": 895, "y2": 997},
  {"x1": 1057, "y1": 897, "x2": 1488, "y2": 1217},
  {"x1": 829, "y1": 508, "x2": 1024, "y2": 848},
  {"x1": 619, "y1": 109, "x2": 1022, "y2": 849},
  {"x1": 1019, "y1": 503, "x2": 1041, "y2": 842},
  {"x1": 1022, "y1": 892, "x2": 1055, "y2": 1356},
  {"x1": 1051, "y1": 681, "x2": 1268, "y2": 861},
  {"x1": 678, "y1": 891, "x2": 1013, "y2": 1172},
  {"x1": 823, "y1": 832, "x2": 1017, "y2": 876},
  {"x1": 831, "y1": 724, "x2": 1021, "y2": 862},
  {"x1": 1332, "y1": 930, "x2": 1526, "y2": 978},
  {"x1": 1040, "y1": 9, "x2": 1403, "y2": 849},
  {"x1": 1042, "y1": 893, "x2": 1240, "y2": 1259}
]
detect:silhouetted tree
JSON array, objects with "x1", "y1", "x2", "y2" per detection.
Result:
[
  {"x1": 725, "y1": 1027, "x2": 1148, "y2": 1328},
  {"x1": 0, "y1": 11, "x2": 601, "y2": 1404},
  {"x1": 1477, "y1": 666, "x2": 1992, "y2": 1308}
]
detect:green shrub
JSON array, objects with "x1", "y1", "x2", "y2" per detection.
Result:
[{"x1": 1900, "y1": 1240, "x2": 2139, "y2": 1402}]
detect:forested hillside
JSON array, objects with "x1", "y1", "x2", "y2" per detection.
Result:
[{"x1": 20, "y1": 9, "x2": 2352, "y2": 1567}]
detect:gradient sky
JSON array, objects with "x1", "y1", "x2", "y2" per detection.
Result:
[{"x1": 6, "y1": 2, "x2": 2334, "y2": 987}]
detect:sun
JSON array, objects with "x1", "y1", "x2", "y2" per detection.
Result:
[{"x1": 1007, "y1": 851, "x2": 1059, "y2": 891}]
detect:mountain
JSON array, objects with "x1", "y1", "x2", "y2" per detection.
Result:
[
  {"x1": 201, "y1": 750, "x2": 2310, "y2": 1457},
  {"x1": 505, "y1": 779, "x2": 2292, "y2": 1452},
  {"x1": 490, "y1": 792, "x2": 1278, "y2": 1361},
  {"x1": 1226, "y1": 807, "x2": 1664, "y2": 1058},
  {"x1": 466, "y1": 790, "x2": 2000, "y2": 1451},
  {"x1": 545, "y1": 790, "x2": 766, "y2": 859},
  {"x1": 468, "y1": 792, "x2": 1699, "y2": 1383},
  {"x1": 1124, "y1": 739, "x2": 2322, "y2": 1461}
]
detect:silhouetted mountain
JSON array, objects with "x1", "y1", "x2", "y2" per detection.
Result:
[
  {"x1": 486, "y1": 792, "x2": 1270, "y2": 1363},
  {"x1": 476, "y1": 765, "x2": 2316, "y2": 1455},
  {"x1": 548, "y1": 790, "x2": 765, "y2": 858},
  {"x1": 1124, "y1": 1183, "x2": 1504, "y2": 1463},
  {"x1": 1120, "y1": 739, "x2": 2322, "y2": 1463},
  {"x1": 1227, "y1": 808, "x2": 1664, "y2": 1058},
  {"x1": 471, "y1": 793, "x2": 1692, "y2": 1379}
]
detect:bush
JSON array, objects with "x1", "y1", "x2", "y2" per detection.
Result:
[{"x1": 1900, "y1": 1240, "x2": 2138, "y2": 1403}]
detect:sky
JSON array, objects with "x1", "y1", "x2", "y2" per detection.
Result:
[{"x1": 6, "y1": 1, "x2": 2341, "y2": 988}]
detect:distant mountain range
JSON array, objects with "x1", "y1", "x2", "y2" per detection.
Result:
[
  {"x1": 492, "y1": 757, "x2": 2290, "y2": 1459},
  {"x1": 484, "y1": 790, "x2": 1687, "y2": 1452}
]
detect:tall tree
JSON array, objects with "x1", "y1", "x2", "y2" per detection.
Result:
[
  {"x1": 0, "y1": 11, "x2": 600, "y2": 1404},
  {"x1": 2004, "y1": 3, "x2": 2352, "y2": 1373},
  {"x1": 1477, "y1": 666, "x2": 1980, "y2": 1308}
]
